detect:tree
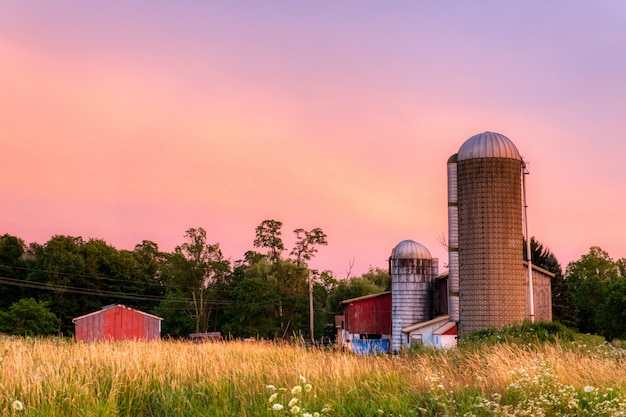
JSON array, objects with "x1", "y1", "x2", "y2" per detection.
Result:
[
  {"x1": 253, "y1": 220, "x2": 285, "y2": 263},
  {"x1": 222, "y1": 260, "x2": 279, "y2": 338},
  {"x1": 360, "y1": 267, "x2": 391, "y2": 291},
  {"x1": 597, "y1": 278, "x2": 626, "y2": 341},
  {"x1": 131, "y1": 240, "x2": 167, "y2": 312},
  {"x1": 0, "y1": 234, "x2": 27, "y2": 309},
  {"x1": 326, "y1": 277, "x2": 386, "y2": 317},
  {"x1": 0, "y1": 298, "x2": 59, "y2": 336},
  {"x1": 566, "y1": 246, "x2": 621, "y2": 335},
  {"x1": 290, "y1": 228, "x2": 328, "y2": 267},
  {"x1": 28, "y1": 235, "x2": 87, "y2": 335},
  {"x1": 162, "y1": 228, "x2": 230, "y2": 334}
]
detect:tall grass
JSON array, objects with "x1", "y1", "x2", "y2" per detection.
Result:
[{"x1": 1, "y1": 336, "x2": 625, "y2": 416}]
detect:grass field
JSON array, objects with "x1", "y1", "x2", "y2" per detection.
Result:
[{"x1": 1, "y1": 335, "x2": 626, "y2": 416}]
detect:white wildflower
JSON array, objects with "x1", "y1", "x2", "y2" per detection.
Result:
[
  {"x1": 266, "y1": 384, "x2": 276, "y2": 391},
  {"x1": 313, "y1": 413, "x2": 320, "y2": 417},
  {"x1": 299, "y1": 375, "x2": 307, "y2": 383},
  {"x1": 584, "y1": 385, "x2": 595, "y2": 393},
  {"x1": 304, "y1": 383, "x2": 313, "y2": 392},
  {"x1": 288, "y1": 397, "x2": 299, "y2": 407},
  {"x1": 303, "y1": 413, "x2": 313, "y2": 417},
  {"x1": 269, "y1": 393, "x2": 278, "y2": 403},
  {"x1": 290, "y1": 405, "x2": 301, "y2": 414},
  {"x1": 272, "y1": 403, "x2": 284, "y2": 411},
  {"x1": 291, "y1": 385, "x2": 302, "y2": 395},
  {"x1": 12, "y1": 400, "x2": 24, "y2": 411}
]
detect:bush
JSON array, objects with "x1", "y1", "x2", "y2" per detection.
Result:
[
  {"x1": 461, "y1": 320, "x2": 576, "y2": 346},
  {"x1": 0, "y1": 298, "x2": 59, "y2": 336}
]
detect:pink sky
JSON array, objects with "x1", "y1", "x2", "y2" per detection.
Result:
[{"x1": 2, "y1": 2, "x2": 626, "y2": 277}]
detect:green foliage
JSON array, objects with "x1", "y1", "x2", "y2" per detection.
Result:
[
  {"x1": 32, "y1": 235, "x2": 88, "y2": 335},
  {"x1": 0, "y1": 298, "x2": 59, "y2": 336},
  {"x1": 360, "y1": 267, "x2": 391, "y2": 291},
  {"x1": 222, "y1": 273, "x2": 278, "y2": 339},
  {"x1": 254, "y1": 219, "x2": 285, "y2": 264},
  {"x1": 0, "y1": 234, "x2": 27, "y2": 309},
  {"x1": 325, "y1": 276, "x2": 386, "y2": 316},
  {"x1": 461, "y1": 320, "x2": 576, "y2": 346},
  {"x1": 597, "y1": 278, "x2": 626, "y2": 341},
  {"x1": 290, "y1": 228, "x2": 328, "y2": 267},
  {"x1": 566, "y1": 246, "x2": 625, "y2": 337},
  {"x1": 162, "y1": 227, "x2": 230, "y2": 334}
]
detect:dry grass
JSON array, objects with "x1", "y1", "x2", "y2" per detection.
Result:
[{"x1": 0, "y1": 337, "x2": 625, "y2": 416}]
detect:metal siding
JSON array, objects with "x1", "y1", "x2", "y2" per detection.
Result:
[
  {"x1": 75, "y1": 311, "x2": 105, "y2": 342},
  {"x1": 74, "y1": 305, "x2": 162, "y2": 342},
  {"x1": 390, "y1": 257, "x2": 437, "y2": 353},
  {"x1": 447, "y1": 158, "x2": 460, "y2": 323},
  {"x1": 344, "y1": 294, "x2": 391, "y2": 335}
]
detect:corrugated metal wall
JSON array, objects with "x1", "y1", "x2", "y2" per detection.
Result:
[
  {"x1": 75, "y1": 305, "x2": 161, "y2": 341},
  {"x1": 390, "y1": 258, "x2": 437, "y2": 353},
  {"x1": 344, "y1": 294, "x2": 391, "y2": 336}
]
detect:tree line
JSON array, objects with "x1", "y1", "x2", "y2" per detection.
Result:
[
  {"x1": 0, "y1": 224, "x2": 624, "y2": 342},
  {"x1": 0, "y1": 220, "x2": 390, "y2": 340}
]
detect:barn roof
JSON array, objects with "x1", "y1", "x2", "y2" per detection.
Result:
[
  {"x1": 72, "y1": 304, "x2": 163, "y2": 323},
  {"x1": 341, "y1": 291, "x2": 391, "y2": 305}
]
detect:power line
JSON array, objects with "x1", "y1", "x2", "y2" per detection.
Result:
[{"x1": 0, "y1": 276, "x2": 231, "y2": 305}]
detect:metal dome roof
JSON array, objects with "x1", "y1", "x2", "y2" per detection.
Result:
[
  {"x1": 390, "y1": 240, "x2": 432, "y2": 260},
  {"x1": 457, "y1": 131, "x2": 522, "y2": 161}
]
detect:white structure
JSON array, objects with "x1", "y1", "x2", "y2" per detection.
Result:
[{"x1": 401, "y1": 315, "x2": 457, "y2": 349}]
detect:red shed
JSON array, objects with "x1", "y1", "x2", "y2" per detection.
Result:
[
  {"x1": 73, "y1": 304, "x2": 163, "y2": 342},
  {"x1": 342, "y1": 292, "x2": 391, "y2": 336}
]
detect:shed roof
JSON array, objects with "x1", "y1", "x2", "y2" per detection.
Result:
[
  {"x1": 401, "y1": 315, "x2": 449, "y2": 333},
  {"x1": 72, "y1": 304, "x2": 163, "y2": 323},
  {"x1": 432, "y1": 321, "x2": 457, "y2": 336}
]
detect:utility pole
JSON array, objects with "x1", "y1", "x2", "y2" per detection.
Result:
[
  {"x1": 309, "y1": 269, "x2": 314, "y2": 343},
  {"x1": 523, "y1": 160, "x2": 534, "y2": 323}
]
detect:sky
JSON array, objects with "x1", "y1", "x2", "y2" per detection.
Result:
[{"x1": 2, "y1": 1, "x2": 626, "y2": 278}]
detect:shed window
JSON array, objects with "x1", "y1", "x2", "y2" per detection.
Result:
[{"x1": 410, "y1": 334, "x2": 423, "y2": 347}]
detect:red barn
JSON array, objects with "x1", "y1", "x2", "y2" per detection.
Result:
[
  {"x1": 73, "y1": 304, "x2": 163, "y2": 342},
  {"x1": 340, "y1": 292, "x2": 391, "y2": 354}
]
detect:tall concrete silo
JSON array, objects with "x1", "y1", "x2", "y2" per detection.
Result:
[
  {"x1": 390, "y1": 240, "x2": 438, "y2": 352},
  {"x1": 452, "y1": 131, "x2": 526, "y2": 336}
]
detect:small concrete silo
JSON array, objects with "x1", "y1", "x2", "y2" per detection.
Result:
[
  {"x1": 390, "y1": 240, "x2": 438, "y2": 352},
  {"x1": 454, "y1": 131, "x2": 526, "y2": 336}
]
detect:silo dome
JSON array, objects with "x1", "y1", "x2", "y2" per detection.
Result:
[
  {"x1": 457, "y1": 131, "x2": 522, "y2": 161},
  {"x1": 390, "y1": 240, "x2": 431, "y2": 260}
]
